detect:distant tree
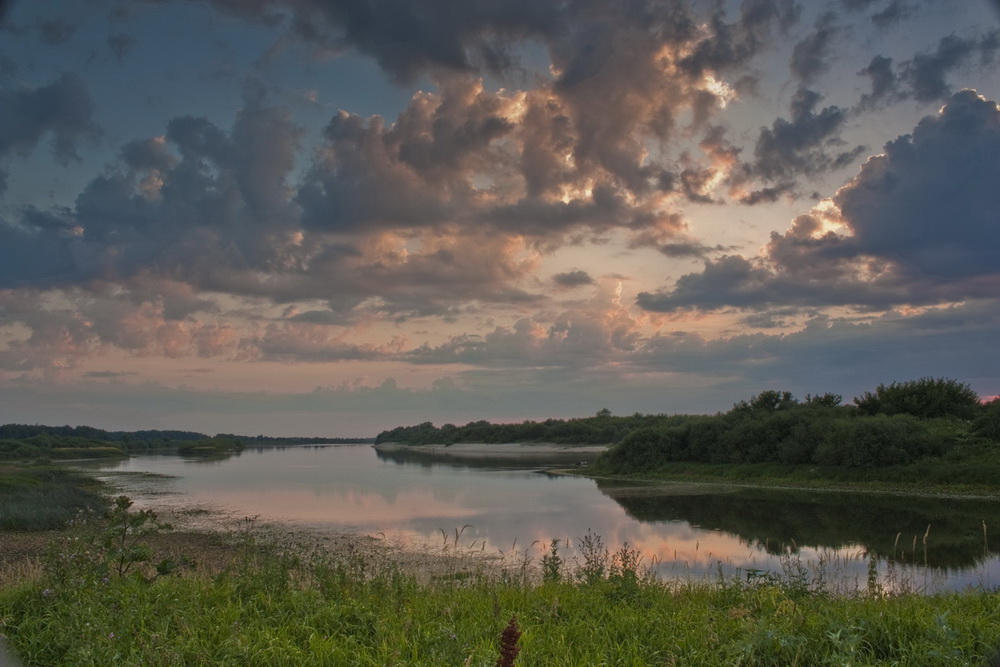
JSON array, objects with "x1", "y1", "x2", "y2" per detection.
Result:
[
  {"x1": 804, "y1": 393, "x2": 843, "y2": 408},
  {"x1": 732, "y1": 390, "x2": 798, "y2": 414},
  {"x1": 855, "y1": 378, "x2": 979, "y2": 420},
  {"x1": 973, "y1": 399, "x2": 1000, "y2": 441}
]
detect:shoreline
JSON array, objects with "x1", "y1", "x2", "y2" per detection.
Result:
[{"x1": 373, "y1": 441, "x2": 609, "y2": 459}]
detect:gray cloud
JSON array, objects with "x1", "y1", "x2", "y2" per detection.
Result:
[
  {"x1": 789, "y1": 12, "x2": 839, "y2": 84},
  {"x1": 107, "y1": 32, "x2": 137, "y2": 61},
  {"x1": 638, "y1": 90, "x2": 1000, "y2": 314},
  {"x1": 752, "y1": 88, "x2": 864, "y2": 182},
  {"x1": 902, "y1": 32, "x2": 1000, "y2": 102},
  {"x1": 835, "y1": 89, "x2": 1000, "y2": 279},
  {"x1": 871, "y1": 0, "x2": 914, "y2": 30},
  {"x1": 552, "y1": 270, "x2": 595, "y2": 288},
  {"x1": 857, "y1": 55, "x2": 898, "y2": 109},
  {"x1": 0, "y1": 73, "x2": 98, "y2": 193}
]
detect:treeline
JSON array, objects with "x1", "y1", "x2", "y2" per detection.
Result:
[
  {"x1": 376, "y1": 378, "x2": 1000, "y2": 473},
  {"x1": 0, "y1": 425, "x2": 206, "y2": 461},
  {"x1": 0, "y1": 424, "x2": 373, "y2": 461},
  {"x1": 375, "y1": 408, "x2": 648, "y2": 446},
  {"x1": 596, "y1": 378, "x2": 1000, "y2": 474},
  {"x1": 218, "y1": 434, "x2": 375, "y2": 446}
]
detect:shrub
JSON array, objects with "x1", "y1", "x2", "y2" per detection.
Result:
[
  {"x1": 814, "y1": 415, "x2": 933, "y2": 468},
  {"x1": 855, "y1": 378, "x2": 979, "y2": 420}
]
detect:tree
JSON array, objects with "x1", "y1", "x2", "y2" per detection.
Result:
[
  {"x1": 732, "y1": 390, "x2": 798, "y2": 414},
  {"x1": 854, "y1": 378, "x2": 979, "y2": 420}
]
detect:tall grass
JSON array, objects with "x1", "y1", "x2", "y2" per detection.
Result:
[
  {"x1": 4, "y1": 506, "x2": 1000, "y2": 666},
  {"x1": 0, "y1": 465, "x2": 107, "y2": 531}
]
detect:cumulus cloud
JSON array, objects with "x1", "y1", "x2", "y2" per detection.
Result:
[
  {"x1": 638, "y1": 89, "x2": 1000, "y2": 314},
  {"x1": 835, "y1": 89, "x2": 1000, "y2": 279}
]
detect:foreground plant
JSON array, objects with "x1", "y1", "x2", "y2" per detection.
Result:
[
  {"x1": 4, "y1": 520, "x2": 1000, "y2": 666},
  {"x1": 494, "y1": 615, "x2": 521, "y2": 667}
]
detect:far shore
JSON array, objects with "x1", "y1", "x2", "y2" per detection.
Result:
[{"x1": 372, "y1": 441, "x2": 610, "y2": 459}]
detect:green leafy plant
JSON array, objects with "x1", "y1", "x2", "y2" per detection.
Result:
[{"x1": 103, "y1": 495, "x2": 173, "y2": 577}]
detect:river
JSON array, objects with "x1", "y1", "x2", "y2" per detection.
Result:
[{"x1": 79, "y1": 443, "x2": 1000, "y2": 593}]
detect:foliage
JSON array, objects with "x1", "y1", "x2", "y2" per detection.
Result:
[
  {"x1": 5, "y1": 523, "x2": 1000, "y2": 665},
  {"x1": 592, "y1": 379, "x2": 1000, "y2": 477},
  {"x1": 0, "y1": 424, "x2": 369, "y2": 461},
  {"x1": 854, "y1": 378, "x2": 980, "y2": 420},
  {"x1": 102, "y1": 495, "x2": 174, "y2": 577},
  {"x1": 0, "y1": 464, "x2": 108, "y2": 531},
  {"x1": 177, "y1": 435, "x2": 245, "y2": 457}
]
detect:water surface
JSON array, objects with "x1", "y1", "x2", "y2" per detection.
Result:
[{"x1": 82, "y1": 444, "x2": 1000, "y2": 592}]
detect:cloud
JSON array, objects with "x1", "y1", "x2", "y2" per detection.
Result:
[
  {"x1": 857, "y1": 55, "x2": 898, "y2": 109},
  {"x1": 789, "y1": 12, "x2": 839, "y2": 84},
  {"x1": 637, "y1": 89, "x2": 1000, "y2": 314},
  {"x1": 871, "y1": 0, "x2": 914, "y2": 30},
  {"x1": 752, "y1": 88, "x2": 864, "y2": 182},
  {"x1": 902, "y1": 32, "x2": 1000, "y2": 102},
  {"x1": 0, "y1": 73, "x2": 98, "y2": 193},
  {"x1": 107, "y1": 32, "x2": 137, "y2": 61},
  {"x1": 552, "y1": 270, "x2": 594, "y2": 288},
  {"x1": 407, "y1": 281, "x2": 643, "y2": 367},
  {"x1": 835, "y1": 89, "x2": 1000, "y2": 279}
]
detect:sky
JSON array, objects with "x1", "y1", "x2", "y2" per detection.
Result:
[{"x1": 1, "y1": 0, "x2": 999, "y2": 437}]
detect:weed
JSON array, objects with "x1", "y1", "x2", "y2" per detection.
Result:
[{"x1": 541, "y1": 539, "x2": 563, "y2": 585}]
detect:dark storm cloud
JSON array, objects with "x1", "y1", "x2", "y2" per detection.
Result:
[
  {"x1": 637, "y1": 90, "x2": 1000, "y2": 314},
  {"x1": 0, "y1": 73, "x2": 98, "y2": 193},
  {"x1": 752, "y1": 88, "x2": 864, "y2": 181}
]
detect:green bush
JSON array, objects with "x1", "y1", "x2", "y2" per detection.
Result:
[
  {"x1": 814, "y1": 415, "x2": 933, "y2": 468},
  {"x1": 855, "y1": 378, "x2": 980, "y2": 420}
]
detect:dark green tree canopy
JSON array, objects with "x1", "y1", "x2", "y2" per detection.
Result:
[{"x1": 854, "y1": 377, "x2": 980, "y2": 420}]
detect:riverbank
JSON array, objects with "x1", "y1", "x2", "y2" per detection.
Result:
[
  {"x1": 373, "y1": 441, "x2": 608, "y2": 460},
  {"x1": 568, "y1": 463, "x2": 1000, "y2": 501},
  {"x1": 8, "y1": 453, "x2": 1000, "y2": 663},
  {"x1": 5, "y1": 498, "x2": 1000, "y2": 666}
]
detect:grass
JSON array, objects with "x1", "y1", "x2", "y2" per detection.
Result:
[
  {"x1": 4, "y1": 504, "x2": 1000, "y2": 665},
  {"x1": 0, "y1": 464, "x2": 108, "y2": 531}
]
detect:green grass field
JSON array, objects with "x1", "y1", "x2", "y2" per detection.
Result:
[{"x1": 3, "y1": 503, "x2": 1000, "y2": 666}]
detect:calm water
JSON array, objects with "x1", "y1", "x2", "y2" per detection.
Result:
[{"x1": 81, "y1": 444, "x2": 1000, "y2": 592}]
